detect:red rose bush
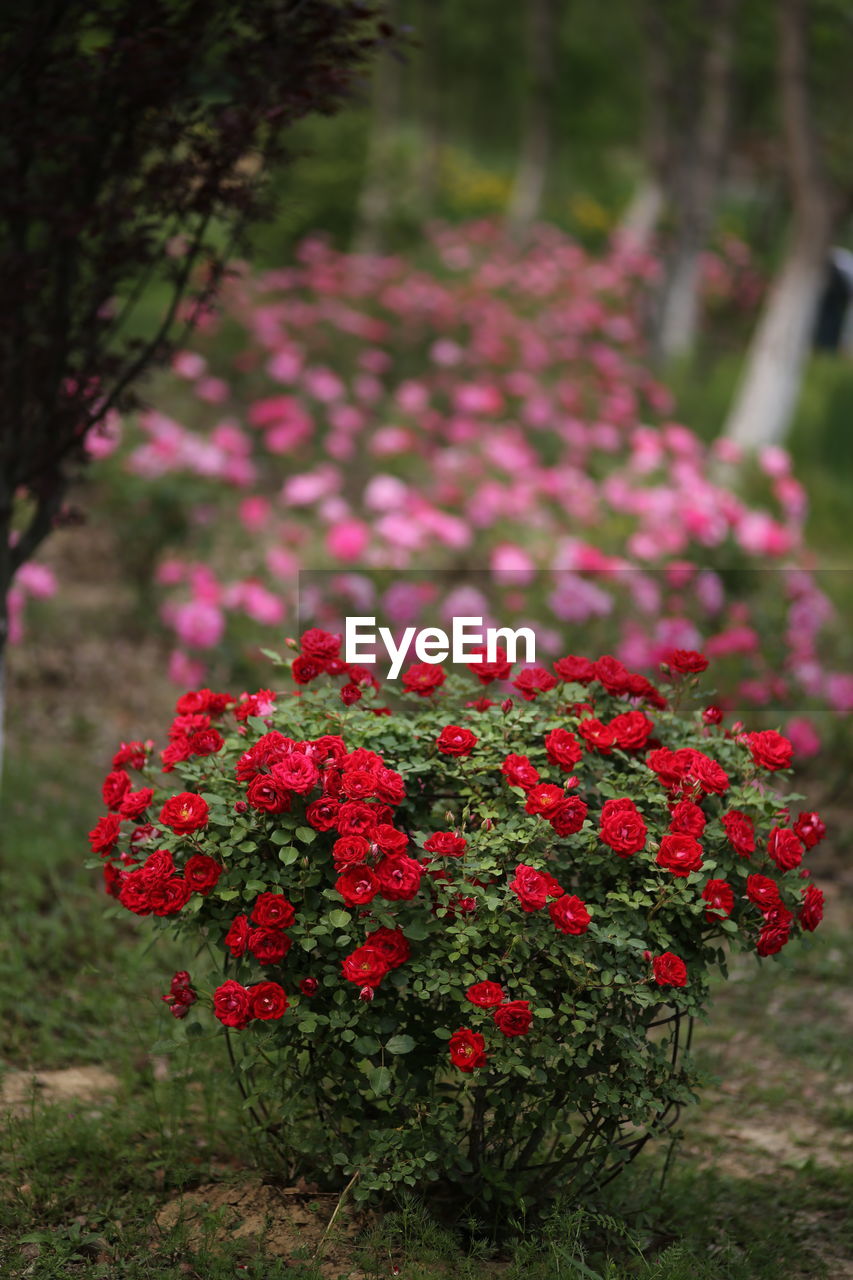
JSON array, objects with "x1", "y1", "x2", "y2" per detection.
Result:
[{"x1": 89, "y1": 635, "x2": 826, "y2": 1208}]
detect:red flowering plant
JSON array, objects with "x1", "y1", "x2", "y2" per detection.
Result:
[{"x1": 88, "y1": 632, "x2": 826, "y2": 1210}]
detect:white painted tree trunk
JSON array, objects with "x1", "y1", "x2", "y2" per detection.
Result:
[
  {"x1": 616, "y1": 177, "x2": 664, "y2": 249},
  {"x1": 506, "y1": 0, "x2": 555, "y2": 238},
  {"x1": 657, "y1": 247, "x2": 703, "y2": 362},
  {"x1": 723, "y1": 239, "x2": 828, "y2": 448}
]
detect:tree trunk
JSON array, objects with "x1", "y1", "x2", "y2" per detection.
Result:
[
  {"x1": 724, "y1": 0, "x2": 835, "y2": 448},
  {"x1": 656, "y1": 0, "x2": 737, "y2": 363},
  {"x1": 617, "y1": 177, "x2": 665, "y2": 248},
  {"x1": 616, "y1": 0, "x2": 670, "y2": 250},
  {"x1": 353, "y1": 6, "x2": 402, "y2": 256},
  {"x1": 506, "y1": 0, "x2": 557, "y2": 238},
  {"x1": 723, "y1": 222, "x2": 831, "y2": 449}
]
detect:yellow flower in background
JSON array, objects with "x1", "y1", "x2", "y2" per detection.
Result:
[{"x1": 569, "y1": 194, "x2": 611, "y2": 232}]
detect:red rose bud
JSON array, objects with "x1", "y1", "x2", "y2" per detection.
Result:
[
  {"x1": 359, "y1": 985, "x2": 374, "y2": 1003},
  {"x1": 299, "y1": 978, "x2": 318, "y2": 996},
  {"x1": 285, "y1": 637, "x2": 297, "y2": 647},
  {"x1": 480, "y1": 817, "x2": 493, "y2": 830},
  {"x1": 643, "y1": 950, "x2": 652, "y2": 962},
  {"x1": 501, "y1": 698, "x2": 513, "y2": 713},
  {"x1": 234, "y1": 800, "x2": 248, "y2": 813},
  {"x1": 702, "y1": 705, "x2": 723, "y2": 725}
]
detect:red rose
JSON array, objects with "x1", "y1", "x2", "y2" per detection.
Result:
[
  {"x1": 252, "y1": 892, "x2": 296, "y2": 929},
  {"x1": 553, "y1": 655, "x2": 595, "y2": 683},
  {"x1": 548, "y1": 796, "x2": 588, "y2": 836},
  {"x1": 449, "y1": 1027, "x2": 487, "y2": 1071},
  {"x1": 652, "y1": 952, "x2": 688, "y2": 987},
  {"x1": 501, "y1": 753, "x2": 540, "y2": 791},
  {"x1": 745, "y1": 729, "x2": 793, "y2": 771},
  {"x1": 119, "y1": 787, "x2": 154, "y2": 821},
  {"x1": 118, "y1": 870, "x2": 152, "y2": 915},
  {"x1": 305, "y1": 798, "x2": 340, "y2": 831},
  {"x1": 793, "y1": 811, "x2": 826, "y2": 850},
  {"x1": 188, "y1": 728, "x2": 224, "y2": 757},
  {"x1": 468, "y1": 645, "x2": 512, "y2": 684},
  {"x1": 339, "y1": 768, "x2": 377, "y2": 800},
  {"x1": 213, "y1": 980, "x2": 252, "y2": 1029},
  {"x1": 599, "y1": 798, "x2": 647, "y2": 856},
  {"x1": 592, "y1": 655, "x2": 631, "y2": 694},
  {"x1": 249, "y1": 981, "x2": 289, "y2": 1021},
  {"x1": 292, "y1": 655, "x2": 324, "y2": 684},
  {"x1": 493, "y1": 1001, "x2": 533, "y2": 1037},
  {"x1": 767, "y1": 826, "x2": 804, "y2": 872},
  {"x1": 299, "y1": 978, "x2": 319, "y2": 996},
  {"x1": 246, "y1": 775, "x2": 291, "y2": 814},
  {"x1": 150, "y1": 876, "x2": 192, "y2": 916},
  {"x1": 646, "y1": 747, "x2": 690, "y2": 789},
  {"x1": 509, "y1": 863, "x2": 550, "y2": 912},
  {"x1": 722, "y1": 810, "x2": 755, "y2": 857},
  {"x1": 608, "y1": 711, "x2": 655, "y2": 751},
  {"x1": 373, "y1": 766, "x2": 406, "y2": 805},
  {"x1": 103, "y1": 863, "x2": 124, "y2": 898},
  {"x1": 512, "y1": 667, "x2": 557, "y2": 700},
  {"x1": 669, "y1": 800, "x2": 706, "y2": 838},
  {"x1": 702, "y1": 705, "x2": 723, "y2": 725},
  {"x1": 88, "y1": 813, "x2": 122, "y2": 856},
  {"x1": 112, "y1": 740, "x2": 148, "y2": 770},
  {"x1": 139, "y1": 849, "x2": 175, "y2": 884},
  {"x1": 466, "y1": 981, "x2": 504, "y2": 1008},
  {"x1": 423, "y1": 831, "x2": 467, "y2": 858},
  {"x1": 224, "y1": 914, "x2": 250, "y2": 958},
  {"x1": 340, "y1": 682, "x2": 362, "y2": 705},
  {"x1": 544, "y1": 728, "x2": 582, "y2": 771},
  {"x1": 436, "y1": 725, "x2": 478, "y2": 756},
  {"x1": 746, "y1": 874, "x2": 781, "y2": 910},
  {"x1": 689, "y1": 753, "x2": 730, "y2": 796},
  {"x1": 657, "y1": 833, "x2": 703, "y2": 877},
  {"x1": 375, "y1": 854, "x2": 422, "y2": 901},
  {"x1": 372, "y1": 824, "x2": 408, "y2": 855},
  {"x1": 300, "y1": 628, "x2": 341, "y2": 661},
  {"x1": 364, "y1": 925, "x2": 411, "y2": 969},
  {"x1": 183, "y1": 854, "x2": 222, "y2": 895},
  {"x1": 756, "y1": 921, "x2": 790, "y2": 956},
  {"x1": 664, "y1": 649, "x2": 709, "y2": 674},
  {"x1": 577, "y1": 718, "x2": 615, "y2": 754},
  {"x1": 798, "y1": 883, "x2": 824, "y2": 931},
  {"x1": 401, "y1": 662, "x2": 447, "y2": 696},
  {"x1": 159, "y1": 792, "x2": 209, "y2": 835},
  {"x1": 332, "y1": 835, "x2": 371, "y2": 868},
  {"x1": 336, "y1": 864, "x2": 379, "y2": 906},
  {"x1": 701, "y1": 878, "x2": 734, "y2": 922},
  {"x1": 102, "y1": 770, "x2": 132, "y2": 812},
  {"x1": 336, "y1": 801, "x2": 378, "y2": 837},
  {"x1": 311, "y1": 735, "x2": 348, "y2": 764},
  {"x1": 342, "y1": 944, "x2": 389, "y2": 987},
  {"x1": 248, "y1": 928, "x2": 291, "y2": 965},
  {"x1": 271, "y1": 752, "x2": 320, "y2": 794},
  {"x1": 524, "y1": 784, "x2": 565, "y2": 817},
  {"x1": 548, "y1": 893, "x2": 591, "y2": 935}
]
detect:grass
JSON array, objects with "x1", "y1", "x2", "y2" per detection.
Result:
[{"x1": 1, "y1": 729, "x2": 851, "y2": 1279}]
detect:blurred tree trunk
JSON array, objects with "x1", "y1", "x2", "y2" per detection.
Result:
[
  {"x1": 656, "y1": 0, "x2": 737, "y2": 363},
  {"x1": 724, "y1": 0, "x2": 835, "y2": 449},
  {"x1": 617, "y1": 0, "x2": 670, "y2": 249},
  {"x1": 506, "y1": 0, "x2": 558, "y2": 238},
  {"x1": 414, "y1": 0, "x2": 442, "y2": 219},
  {"x1": 353, "y1": 3, "x2": 402, "y2": 255}
]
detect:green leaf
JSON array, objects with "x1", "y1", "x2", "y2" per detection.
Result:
[
  {"x1": 354, "y1": 1036, "x2": 381, "y2": 1055},
  {"x1": 402, "y1": 919, "x2": 430, "y2": 941},
  {"x1": 385, "y1": 1034, "x2": 415, "y2": 1055},
  {"x1": 218, "y1": 889, "x2": 239, "y2": 901},
  {"x1": 278, "y1": 846, "x2": 300, "y2": 865},
  {"x1": 295, "y1": 826, "x2": 317, "y2": 844},
  {"x1": 368, "y1": 1065, "x2": 391, "y2": 1095},
  {"x1": 328, "y1": 909, "x2": 350, "y2": 929}
]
